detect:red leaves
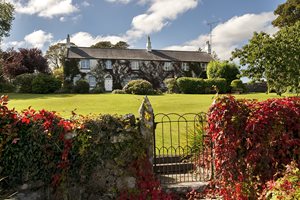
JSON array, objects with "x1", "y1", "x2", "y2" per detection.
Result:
[{"x1": 206, "y1": 96, "x2": 300, "y2": 199}]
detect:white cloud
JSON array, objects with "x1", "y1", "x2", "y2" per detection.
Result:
[
  {"x1": 24, "y1": 30, "x2": 53, "y2": 49},
  {"x1": 7, "y1": 0, "x2": 79, "y2": 18},
  {"x1": 1, "y1": 30, "x2": 53, "y2": 50},
  {"x1": 125, "y1": 0, "x2": 198, "y2": 40},
  {"x1": 81, "y1": 1, "x2": 90, "y2": 7},
  {"x1": 105, "y1": 0, "x2": 132, "y2": 4},
  {"x1": 164, "y1": 12, "x2": 278, "y2": 60},
  {"x1": 66, "y1": 32, "x2": 127, "y2": 47}
]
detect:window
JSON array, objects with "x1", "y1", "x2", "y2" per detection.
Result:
[
  {"x1": 201, "y1": 63, "x2": 207, "y2": 71},
  {"x1": 80, "y1": 59, "x2": 90, "y2": 69},
  {"x1": 105, "y1": 60, "x2": 112, "y2": 69},
  {"x1": 182, "y1": 63, "x2": 189, "y2": 71},
  {"x1": 164, "y1": 62, "x2": 172, "y2": 71},
  {"x1": 88, "y1": 76, "x2": 96, "y2": 87},
  {"x1": 131, "y1": 61, "x2": 139, "y2": 70}
]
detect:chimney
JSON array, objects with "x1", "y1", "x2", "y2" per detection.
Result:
[
  {"x1": 146, "y1": 35, "x2": 152, "y2": 52},
  {"x1": 66, "y1": 34, "x2": 71, "y2": 48},
  {"x1": 206, "y1": 41, "x2": 211, "y2": 54}
]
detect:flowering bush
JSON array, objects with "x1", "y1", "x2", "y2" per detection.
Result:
[{"x1": 206, "y1": 96, "x2": 300, "y2": 199}]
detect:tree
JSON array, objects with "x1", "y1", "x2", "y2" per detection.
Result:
[
  {"x1": 91, "y1": 41, "x2": 129, "y2": 49},
  {"x1": 0, "y1": 2, "x2": 14, "y2": 42},
  {"x1": 272, "y1": 0, "x2": 300, "y2": 28},
  {"x1": 2, "y1": 48, "x2": 49, "y2": 79},
  {"x1": 91, "y1": 41, "x2": 113, "y2": 48},
  {"x1": 231, "y1": 21, "x2": 300, "y2": 95},
  {"x1": 206, "y1": 60, "x2": 240, "y2": 85},
  {"x1": 45, "y1": 43, "x2": 68, "y2": 69}
]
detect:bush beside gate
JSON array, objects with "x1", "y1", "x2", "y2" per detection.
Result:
[{"x1": 206, "y1": 96, "x2": 300, "y2": 199}]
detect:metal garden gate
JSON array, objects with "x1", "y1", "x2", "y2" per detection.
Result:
[{"x1": 153, "y1": 113, "x2": 213, "y2": 184}]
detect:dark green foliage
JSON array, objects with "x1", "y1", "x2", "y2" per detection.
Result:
[
  {"x1": 73, "y1": 79, "x2": 90, "y2": 94},
  {"x1": 31, "y1": 74, "x2": 61, "y2": 94},
  {"x1": 206, "y1": 61, "x2": 240, "y2": 85},
  {"x1": 63, "y1": 58, "x2": 80, "y2": 82},
  {"x1": 164, "y1": 78, "x2": 180, "y2": 93},
  {"x1": 205, "y1": 78, "x2": 229, "y2": 94},
  {"x1": 272, "y1": 0, "x2": 300, "y2": 28},
  {"x1": 177, "y1": 77, "x2": 206, "y2": 94},
  {"x1": 0, "y1": 81, "x2": 15, "y2": 93},
  {"x1": 230, "y1": 79, "x2": 246, "y2": 93},
  {"x1": 123, "y1": 79, "x2": 155, "y2": 95},
  {"x1": 14, "y1": 73, "x2": 37, "y2": 93},
  {"x1": 245, "y1": 81, "x2": 268, "y2": 93}
]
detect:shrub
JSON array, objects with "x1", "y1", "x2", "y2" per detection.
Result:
[
  {"x1": 0, "y1": 81, "x2": 15, "y2": 93},
  {"x1": 230, "y1": 79, "x2": 245, "y2": 93},
  {"x1": 205, "y1": 78, "x2": 229, "y2": 94},
  {"x1": 246, "y1": 81, "x2": 268, "y2": 93},
  {"x1": 123, "y1": 79, "x2": 154, "y2": 95},
  {"x1": 32, "y1": 74, "x2": 61, "y2": 94},
  {"x1": 206, "y1": 96, "x2": 300, "y2": 199},
  {"x1": 73, "y1": 79, "x2": 90, "y2": 94},
  {"x1": 164, "y1": 78, "x2": 180, "y2": 93},
  {"x1": 14, "y1": 73, "x2": 37, "y2": 93},
  {"x1": 112, "y1": 89, "x2": 126, "y2": 94},
  {"x1": 177, "y1": 77, "x2": 206, "y2": 94}
]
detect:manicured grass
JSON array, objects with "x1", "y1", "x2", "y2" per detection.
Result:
[{"x1": 3, "y1": 93, "x2": 294, "y2": 118}]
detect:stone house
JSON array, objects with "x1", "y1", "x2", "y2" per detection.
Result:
[{"x1": 66, "y1": 36, "x2": 213, "y2": 91}]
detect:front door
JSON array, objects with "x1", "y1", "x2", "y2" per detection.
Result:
[{"x1": 104, "y1": 75, "x2": 113, "y2": 91}]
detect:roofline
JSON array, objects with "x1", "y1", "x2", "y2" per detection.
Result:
[{"x1": 69, "y1": 46, "x2": 209, "y2": 54}]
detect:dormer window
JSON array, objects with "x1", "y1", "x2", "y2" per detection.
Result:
[
  {"x1": 182, "y1": 63, "x2": 189, "y2": 71},
  {"x1": 164, "y1": 62, "x2": 172, "y2": 71},
  {"x1": 105, "y1": 60, "x2": 112, "y2": 69},
  {"x1": 131, "y1": 61, "x2": 139, "y2": 70},
  {"x1": 80, "y1": 59, "x2": 90, "y2": 69}
]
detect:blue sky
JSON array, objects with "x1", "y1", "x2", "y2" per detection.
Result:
[{"x1": 2, "y1": 0, "x2": 284, "y2": 60}]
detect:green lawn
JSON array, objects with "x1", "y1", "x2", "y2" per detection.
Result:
[{"x1": 3, "y1": 93, "x2": 293, "y2": 118}]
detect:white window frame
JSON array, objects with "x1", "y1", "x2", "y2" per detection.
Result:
[
  {"x1": 164, "y1": 62, "x2": 172, "y2": 71},
  {"x1": 131, "y1": 61, "x2": 139, "y2": 70},
  {"x1": 80, "y1": 59, "x2": 90, "y2": 70},
  {"x1": 201, "y1": 63, "x2": 207, "y2": 71},
  {"x1": 182, "y1": 63, "x2": 190, "y2": 71},
  {"x1": 105, "y1": 60, "x2": 112, "y2": 69}
]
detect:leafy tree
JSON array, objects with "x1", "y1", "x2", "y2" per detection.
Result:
[
  {"x1": 91, "y1": 41, "x2": 113, "y2": 48},
  {"x1": 45, "y1": 43, "x2": 68, "y2": 69},
  {"x1": 114, "y1": 41, "x2": 129, "y2": 49},
  {"x1": 272, "y1": 0, "x2": 300, "y2": 28},
  {"x1": 0, "y1": 2, "x2": 14, "y2": 41},
  {"x1": 1, "y1": 49, "x2": 26, "y2": 79},
  {"x1": 90, "y1": 41, "x2": 129, "y2": 49},
  {"x1": 19, "y1": 48, "x2": 49, "y2": 73},
  {"x1": 206, "y1": 60, "x2": 240, "y2": 85},
  {"x1": 231, "y1": 21, "x2": 300, "y2": 95}
]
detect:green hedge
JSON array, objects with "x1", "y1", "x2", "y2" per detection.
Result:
[
  {"x1": 123, "y1": 79, "x2": 155, "y2": 95},
  {"x1": 164, "y1": 78, "x2": 180, "y2": 93},
  {"x1": 177, "y1": 77, "x2": 229, "y2": 94},
  {"x1": 73, "y1": 79, "x2": 90, "y2": 94},
  {"x1": 32, "y1": 74, "x2": 61, "y2": 93},
  {"x1": 205, "y1": 78, "x2": 229, "y2": 94},
  {"x1": 14, "y1": 73, "x2": 37, "y2": 93},
  {"x1": 230, "y1": 79, "x2": 246, "y2": 93}
]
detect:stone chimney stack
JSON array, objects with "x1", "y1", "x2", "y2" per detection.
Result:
[
  {"x1": 146, "y1": 35, "x2": 152, "y2": 52},
  {"x1": 66, "y1": 34, "x2": 71, "y2": 48},
  {"x1": 206, "y1": 41, "x2": 211, "y2": 54}
]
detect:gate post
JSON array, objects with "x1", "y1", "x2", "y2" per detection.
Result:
[{"x1": 139, "y1": 96, "x2": 154, "y2": 165}]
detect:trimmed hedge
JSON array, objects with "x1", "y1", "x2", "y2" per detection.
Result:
[
  {"x1": 73, "y1": 79, "x2": 90, "y2": 94},
  {"x1": 177, "y1": 77, "x2": 229, "y2": 94},
  {"x1": 123, "y1": 79, "x2": 154, "y2": 95},
  {"x1": 32, "y1": 74, "x2": 61, "y2": 94},
  {"x1": 230, "y1": 79, "x2": 246, "y2": 93}
]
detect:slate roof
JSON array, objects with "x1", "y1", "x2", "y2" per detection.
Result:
[{"x1": 67, "y1": 47, "x2": 213, "y2": 63}]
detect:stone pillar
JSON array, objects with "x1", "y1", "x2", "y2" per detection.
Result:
[{"x1": 139, "y1": 96, "x2": 154, "y2": 165}]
